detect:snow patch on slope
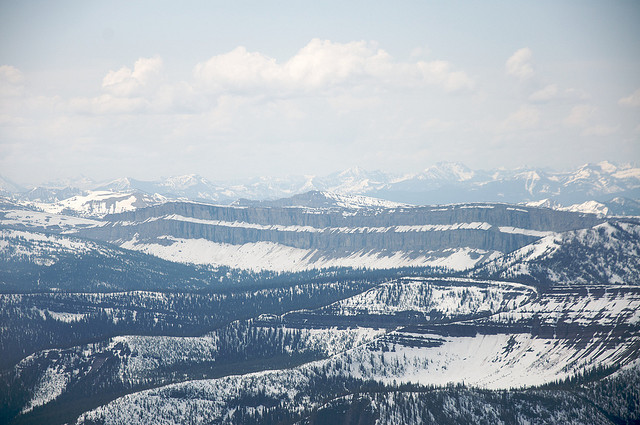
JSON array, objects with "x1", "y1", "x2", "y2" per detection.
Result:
[
  {"x1": 323, "y1": 278, "x2": 535, "y2": 318},
  {"x1": 28, "y1": 191, "x2": 166, "y2": 217},
  {"x1": 120, "y1": 235, "x2": 496, "y2": 272},
  {"x1": 0, "y1": 229, "x2": 112, "y2": 266},
  {"x1": 317, "y1": 192, "x2": 410, "y2": 209},
  {"x1": 162, "y1": 214, "x2": 495, "y2": 234},
  {"x1": 474, "y1": 221, "x2": 640, "y2": 285},
  {"x1": 21, "y1": 364, "x2": 71, "y2": 414},
  {"x1": 0, "y1": 209, "x2": 101, "y2": 231},
  {"x1": 343, "y1": 330, "x2": 637, "y2": 389}
]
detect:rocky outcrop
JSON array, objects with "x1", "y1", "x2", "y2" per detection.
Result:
[{"x1": 78, "y1": 202, "x2": 603, "y2": 257}]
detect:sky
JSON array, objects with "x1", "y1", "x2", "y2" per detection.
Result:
[{"x1": 0, "y1": 0, "x2": 639, "y2": 185}]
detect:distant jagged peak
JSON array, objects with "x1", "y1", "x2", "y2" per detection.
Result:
[
  {"x1": 97, "y1": 177, "x2": 136, "y2": 192},
  {"x1": 317, "y1": 191, "x2": 412, "y2": 209},
  {"x1": 560, "y1": 161, "x2": 639, "y2": 193},
  {"x1": 597, "y1": 160, "x2": 618, "y2": 174},
  {"x1": 524, "y1": 198, "x2": 559, "y2": 209},
  {"x1": 422, "y1": 161, "x2": 475, "y2": 181},
  {"x1": 513, "y1": 169, "x2": 544, "y2": 180},
  {"x1": 37, "y1": 174, "x2": 96, "y2": 191},
  {"x1": 561, "y1": 200, "x2": 609, "y2": 216},
  {"x1": 524, "y1": 198, "x2": 608, "y2": 216},
  {"x1": 326, "y1": 166, "x2": 385, "y2": 179},
  {"x1": 337, "y1": 166, "x2": 368, "y2": 178},
  {"x1": 233, "y1": 190, "x2": 411, "y2": 210},
  {"x1": 570, "y1": 160, "x2": 633, "y2": 179},
  {"x1": 298, "y1": 175, "x2": 318, "y2": 192},
  {"x1": 0, "y1": 175, "x2": 26, "y2": 193},
  {"x1": 14, "y1": 160, "x2": 640, "y2": 210},
  {"x1": 162, "y1": 174, "x2": 212, "y2": 190},
  {"x1": 24, "y1": 186, "x2": 83, "y2": 203},
  {"x1": 568, "y1": 163, "x2": 607, "y2": 182},
  {"x1": 319, "y1": 167, "x2": 389, "y2": 194}
]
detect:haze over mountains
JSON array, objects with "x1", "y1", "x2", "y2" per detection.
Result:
[{"x1": 2, "y1": 161, "x2": 639, "y2": 211}]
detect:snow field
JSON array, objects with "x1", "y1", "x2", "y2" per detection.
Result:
[
  {"x1": 120, "y1": 235, "x2": 499, "y2": 271},
  {"x1": 323, "y1": 278, "x2": 535, "y2": 318}
]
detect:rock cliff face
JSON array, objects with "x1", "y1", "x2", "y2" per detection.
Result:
[
  {"x1": 99, "y1": 201, "x2": 601, "y2": 230},
  {"x1": 76, "y1": 202, "x2": 603, "y2": 271}
]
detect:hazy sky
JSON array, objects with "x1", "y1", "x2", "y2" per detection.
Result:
[{"x1": 1, "y1": 0, "x2": 639, "y2": 185}]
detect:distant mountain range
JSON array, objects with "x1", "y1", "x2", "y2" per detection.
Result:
[{"x1": 2, "y1": 161, "x2": 639, "y2": 214}]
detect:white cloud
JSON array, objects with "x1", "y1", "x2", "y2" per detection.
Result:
[
  {"x1": 67, "y1": 41, "x2": 474, "y2": 118},
  {"x1": 506, "y1": 48, "x2": 534, "y2": 80},
  {"x1": 529, "y1": 84, "x2": 589, "y2": 103},
  {"x1": 102, "y1": 56, "x2": 163, "y2": 97},
  {"x1": 71, "y1": 56, "x2": 197, "y2": 115},
  {"x1": 194, "y1": 39, "x2": 474, "y2": 95},
  {"x1": 582, "y1": 125, "x2": 617, "y2": 137},
  {"x1": 500, "y1": 105, "x2": 540, "y2": 131},
  {"x1": 69, "y1": 94, "x2": 149, "y2": 115},
  {"x1": 193, "y1": 46, "x2": 279, "y2": 93},
  {"x1": 327, "y1": 93, "x2": 382, "y2": 114},
  {"x1": 416, "y1": 60, "x2": 474, "y2": 92},
  {"x1": 529, "y1": 84, "x2": 558, "y2": 102},
  {"x1": 563, "y1": 104, "x2": 596, "y2": 127},
  {"x1": 563, "y1": 104, "x2": 618, "y2": 137},
  {"x1": 619, "y1": 89, "x2": 640, "y2": 107},
  {"x1": 422, "y1": 118, "x2": 453, "y2": 131},
  {"x1": 410, "y1": 46, "x2": 430, "y2": 58},
  {"x1": 0, "y1": 65, "x2": 25, "y2": 97},
  {"x1": 284, "y1": 39, "x2": 380, "y2": 89},
  {"x1": 7, "y1": 38, "x2": 635, "y2": 185},
  {"x1": 0, "y1": 65, "x2": 23, "y2": 85}
]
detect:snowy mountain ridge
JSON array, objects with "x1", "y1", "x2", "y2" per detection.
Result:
[
  {"x1": 472, "y1": 220, "x2": 640, "y2": 285},
  {"x1": 3, "y1": 161, "x2": 639, "y2": 208}
]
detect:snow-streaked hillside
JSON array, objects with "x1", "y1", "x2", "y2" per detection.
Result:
[
  {"x1": 14, "y1": 323, "x2": 384, "y2": 415},
  {"x1": 473, "y1": 221, "x2": 640, "y2": 285},
  {"x1": 0, "y1": 208, "x2": 100, "y2": 232},
  {"x1": 234, "y1": 190, "x2": 411, "y2": 209},
  {"x1": 526, "y1": 198, "x2": 611, "y2": 216},
  {"x1": 120, "y1": 236, "x2": 499, "y2": 271},
  {"x1": 338, "y1": 328, "x2": 637, "y2": 389},
  {"x1": 3, "y1": 263, "x2": 638, "y2": 425},
  {"x1": 306, "y1": 191, "x2": 410, "y2": 208},
  {"x1": 71, "y1": 281, "x2": 640, "y2": 424},
  {"x1": 312, "y1": 277, "x2": 535, "y2": 319},
  {"x1": 27, "y1": 190, "x2": 167, "y2": 217},
  {"x1": 0, "y1": 228, "x2": 114, "y2": 266}
]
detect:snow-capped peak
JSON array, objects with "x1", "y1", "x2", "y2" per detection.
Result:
[
  {"x1": 597, "y1": 160, "x2": 618, "y2": 174},
  {"x1": 98, "y1": 177, "x2": 134, "y2": 192},
  {"x1": 162, "y1": 174, "x2": 210, "y2": 190},
  {"x1": 422, "y1": 162, "x2": 475, "y2": 182},
  {"x1": 0, "y1": 175, "x2": 26, "y2": 193},
  {"x1": 28, "y1": 190, "x2": 167, "y2": 218},
  {"x1": 318, "y1": 191, "x2": 411, "y2": 209},
  {"x1": 338, "y1": 166, "x2": 367, "y2": 178}
]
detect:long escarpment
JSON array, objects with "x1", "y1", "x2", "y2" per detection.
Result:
[{"x1": 76, "y1": 202, "x2": 603, "y2": 270}]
